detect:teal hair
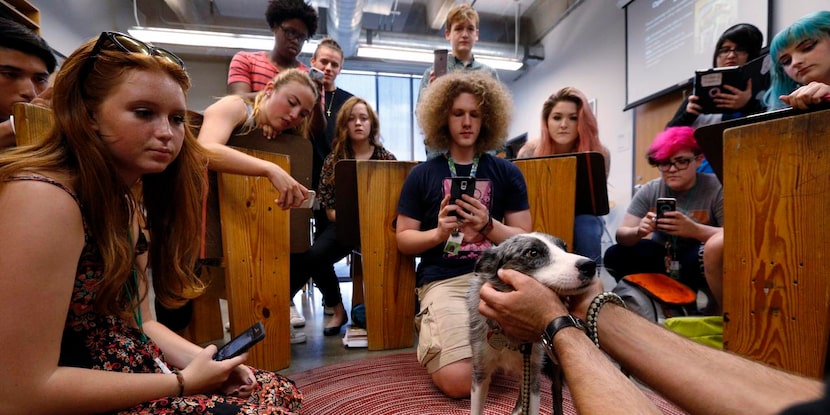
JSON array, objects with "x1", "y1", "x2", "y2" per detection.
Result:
[{"x1": 765, "y1": 11, "x2": 830, "y2": 109}]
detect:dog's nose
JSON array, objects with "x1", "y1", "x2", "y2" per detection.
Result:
[{"x1": 576, "y1": 259, "x2": 596, "y2": 280}]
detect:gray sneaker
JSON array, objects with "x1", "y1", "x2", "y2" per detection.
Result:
[
  {"x1": 290, "y1": 303, "x2": 306, "y2": 327},
  {"x1": 290, "y1": 326, "x2": 307, "y2": 344}
]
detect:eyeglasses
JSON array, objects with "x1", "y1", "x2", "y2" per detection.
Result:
[
  {"x1": 716, "y1": 47, "x2": 748, "y2": 58},
  {"x1": 80, "y1": 32, "x2": 185, "y2": 81},
  {"x1": 651, "y1": 156, "x2": 698, "y2": 172},
  {"x1": 279, "y1": 25, "x2": 309, "y2": 43}
]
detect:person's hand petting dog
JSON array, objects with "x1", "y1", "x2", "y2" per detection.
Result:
[{"x1": 478, "y1": 269, "x2": 603, "y2": 343}]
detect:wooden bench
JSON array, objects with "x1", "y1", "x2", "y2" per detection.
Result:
[{"x1": 722, "y1": 107, "x2": 830, "y2": 378}]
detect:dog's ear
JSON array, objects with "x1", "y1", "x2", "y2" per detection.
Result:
[{"x1": 474, "y1": 246, "x2": 504, "y2": 275}]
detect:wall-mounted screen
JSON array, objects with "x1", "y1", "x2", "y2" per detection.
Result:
[{"x1": 624, "y1": 0, "x2": 769, "y2": 108}]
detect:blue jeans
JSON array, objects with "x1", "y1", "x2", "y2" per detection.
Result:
[{"x1": 573, "y1": 214, "x2": 604, "y2": 265}]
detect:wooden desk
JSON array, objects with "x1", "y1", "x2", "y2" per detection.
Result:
[
  {"x1": 513, "y1": 156, "x2": 577, "y2": 249},
  {"x1": 722, "y1": 107, "x2": 830, "y2": 378},
  {"x1": 336, "y1": 160, "x2": 418, "y2": 350},
  {"x1": 216, "y1": 148, "x2": 292, "y2": 370},
  {"x1": 12, "y1": 102, "x2": 53, "y2": 146}
]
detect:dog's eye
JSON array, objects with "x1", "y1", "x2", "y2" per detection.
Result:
[{"x1": 523, "y1": 248, "x2": 539, "y2": 258}]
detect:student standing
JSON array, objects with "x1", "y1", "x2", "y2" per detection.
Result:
[
  {"x1": 397, "y1": 71, "x2": 531, "y2": 398},
  {"x1": 227, "y1": 0, "x2": 318, "y2": 100},
  {"x1": 0, "y1": 32, "x2": 302, "y2": 414}
]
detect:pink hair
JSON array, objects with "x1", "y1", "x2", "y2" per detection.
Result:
[
  {"x1": 647, "y1": 126, "x2": 700, "y2": 162},
  {"x1": 535, "y1": 87, "x2": 601, "y2": 156}
]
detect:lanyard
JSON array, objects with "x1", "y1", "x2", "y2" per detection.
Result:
[{"x1": 447, "y1": 153, "x2": 480, "y2": 178}]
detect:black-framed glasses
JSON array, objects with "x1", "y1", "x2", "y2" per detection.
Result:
[
  {"x1": 651, "y1": 156, "x2": 697, "y2": 172},
  {"x1": 716, "y1": 47, "x2": 748, "y2": 58},
  {"x1": 80, "y1": 32, "x2": 185, "y2": 81},
  {"x1": 279, "y1": 25, "x2": 309, "y2": 43}
]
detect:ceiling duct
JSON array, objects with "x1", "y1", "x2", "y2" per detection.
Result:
[{"x1": 327, "y1": 0, "x2": 366, "y2": 57}]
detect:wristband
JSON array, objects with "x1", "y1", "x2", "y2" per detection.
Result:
[
  {"x1": 585, "y1": 292, "x2": 626, "y2": 347},
  {"x1": 478, "y1": 216, "x2": 494, "y2": 235},
  {"x1": 540, "y1": 314, "x2": 586, "y2": 354},
  {"x1": 172, "y1": 369, "x2": 185, "y2": 397}
]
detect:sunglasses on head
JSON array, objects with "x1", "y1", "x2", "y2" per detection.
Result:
[{"x1": 80, "y1": 32, "x2": 185, "y2": 81}]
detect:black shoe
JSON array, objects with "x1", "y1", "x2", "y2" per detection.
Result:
[{"x1": 323, "y1": 322, "x2": 346, "y2": 336}]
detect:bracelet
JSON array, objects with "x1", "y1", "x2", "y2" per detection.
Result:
[
  {"x1": 478, "y1": 215, "x2": 494, "y2": 235},
  {"x1": 585, "y1": 292, "x2": 626, "y2": 347},
  {"x1": 172, "y1": 369, "x2": 185, "y2": 397}
]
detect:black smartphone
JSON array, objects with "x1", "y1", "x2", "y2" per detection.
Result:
[
  {"x1": 213, "y1": 321, "x2": 266, "y2": 361},
  {"x1": 656, "y1": 197, "x2": 676, "y2": 220},
  {"x1": 450, "y1": 176, "x2": 476, "y2": 217}
]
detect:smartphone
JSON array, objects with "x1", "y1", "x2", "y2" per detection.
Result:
[
  {"x1": 213, "y1": 321, "x2": 266, "y2": 361},
  {"x1": 656, "y1": 197, "x2": 676, "y2": 220},
  {"x1": 292, "y1": 190, "x2": 316, "y2": 209},
  {"x1": 450, "y1": 176, "x2": 476, "y2": 217},
  {"x1": 309, "y1": 67, "x2": 325, "y2": 82},
  {"x1": 433, "y1": 49, "x2": 448, "y2": 78}
]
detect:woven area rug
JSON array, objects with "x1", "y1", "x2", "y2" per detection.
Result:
[{"x1": 291, "y1": 352, "x2": 687, "y2": 414}]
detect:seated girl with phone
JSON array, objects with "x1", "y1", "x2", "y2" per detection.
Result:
[
  {"x1": 603, "y1": 127, "x2": 724, "y2": 315},
  {"x1": 289, "y1": 96, "x2": 396, "y2": 336},
  {"x1": 0, "y1": 32, "x2": 301, "y2": 413}
]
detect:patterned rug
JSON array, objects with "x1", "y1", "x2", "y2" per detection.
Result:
[{"x1": 291, "y1": 352, "x2": 687, "y2": 414}]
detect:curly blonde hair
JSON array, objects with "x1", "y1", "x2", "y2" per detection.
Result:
[{"x1": 417, "y1": 71, "x2": 512, "y2": 154}]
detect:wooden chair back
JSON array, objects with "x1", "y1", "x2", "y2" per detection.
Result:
[
  {"x1": 218, "y1": 148, "x2": 292, "y2": 370},
  {"x1": 722, "y1": 107, "x2": 830, "y2": 378},
  {"x1": 513, "y1": 156, "x2": 577, "y2": 250},
  {"x1": 12, "y1": 102, "x2": 53, "y2": 146}
]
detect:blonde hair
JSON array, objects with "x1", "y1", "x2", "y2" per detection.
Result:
[
  {"x1": 417, "y1": 71, "x2": 512, "y2": 154},
  {"x1": 446, "y1": 3, "x2": 479, "y2": 31},
  {"x1": 247, "y1": 68, "x2": 319, "y2": 137}
]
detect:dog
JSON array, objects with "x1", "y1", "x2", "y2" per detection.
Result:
[{"x1": 467, "y1": 232, "x2": 596, "y2": 415}]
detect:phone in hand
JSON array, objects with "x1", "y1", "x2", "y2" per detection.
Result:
[
  {"x1": 213, "y1": 321, "x2": 266, "y2": 361},
  {"x1": 309, "y1": 67, "x2": 325, "y2": 82},
  {"x1": 450, "y1": 176, "x2": 476, "y2": 217},
  {"x1": 656, "y1": 197, "x2": 676, "y2": 220},
  {"x1": 433, "y1": 49, "x2": 448, "y2": 78},
  {"x1": 292, "y1": 190, "x2": 316, "y2": 209}
]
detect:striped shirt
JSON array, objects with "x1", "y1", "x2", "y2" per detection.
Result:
[{"x1": 227, "y1": 51, "x2": 308, "y2": 92}]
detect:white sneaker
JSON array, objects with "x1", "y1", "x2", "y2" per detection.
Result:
[
  {"x1": 290, "y1": 326, "x2": 307, "y2": 344},
  {"x1": 290, "y1": 303, "x2": 306, "y2": 327}
]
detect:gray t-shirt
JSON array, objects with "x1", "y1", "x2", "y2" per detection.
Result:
[{"x1": 628, "y1": 173, "x2": 723, "y2": 251}]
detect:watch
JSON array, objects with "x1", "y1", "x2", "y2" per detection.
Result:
[{"x1": 540, "y1": 314, "x2": 586, "y2": 352}]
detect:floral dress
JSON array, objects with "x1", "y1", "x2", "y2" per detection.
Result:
[{"x1": 14, "y1": 175, "x2": 302, "y2": 414}]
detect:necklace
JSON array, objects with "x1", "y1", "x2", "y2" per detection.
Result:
[{"x1": 326, "y1": 89, "x2": 336, "y2": 117}]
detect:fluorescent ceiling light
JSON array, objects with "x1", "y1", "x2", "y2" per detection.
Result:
[
  {"x1": 128, "y1": 27, "x2": 523, "y2": 71},
  {"x1": 128, "y1": 27, "x2": 318, "y2": 55},
  {"x1": 356, "y1": 45, "x2": 523, "y2": 71}
]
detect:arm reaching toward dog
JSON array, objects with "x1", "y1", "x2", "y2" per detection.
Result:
[{"x1": 478, "y1": 270, "x2": 826, "y2": 415}]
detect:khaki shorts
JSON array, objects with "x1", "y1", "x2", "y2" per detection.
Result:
[{"x1": 414, "y1": 272, "x2": 473, "y2": 374}]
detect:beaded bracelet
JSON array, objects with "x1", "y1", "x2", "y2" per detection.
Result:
[
  {"x1": 585, "y1": 292, "x2": 626, "y2": 347},
  {"x1": 172, "y1": 369, "x2": 185, "y2": 397}
]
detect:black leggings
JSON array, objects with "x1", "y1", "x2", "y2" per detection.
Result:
[
  {"x1": 604, "y1": 238, "x2": 706, "y2": 292},
  {"x1": 289, "y1": 223, "x2": 352, "y2": 308}
]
